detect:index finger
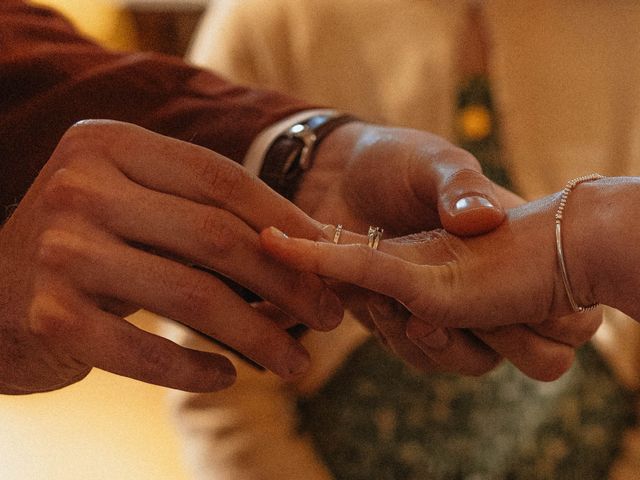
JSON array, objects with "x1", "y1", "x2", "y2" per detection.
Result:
[
  {"x1": 65, "y1": 121, "x2": 323, "y2": 239},
  {"x1": 260, "y1": 226, "x2": 427, "y2": 309}
]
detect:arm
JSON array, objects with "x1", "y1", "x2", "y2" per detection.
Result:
[
  {"x1": 0, "y1": 1, "x2": 343, "y2": 394},
  {"x1": 0, "y1": 0, "x2": 312, "y2": 220}
]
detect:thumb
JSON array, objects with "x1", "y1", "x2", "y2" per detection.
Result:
[{"x1": 437, "y1": 168, "x2": 505, "y2": 236}]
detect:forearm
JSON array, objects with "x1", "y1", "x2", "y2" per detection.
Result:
[{"x1": 0, "y1": 1, "x2": 312, "y2": 222}]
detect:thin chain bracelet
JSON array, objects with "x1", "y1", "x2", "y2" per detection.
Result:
[{"x1": 554, "y1": 173, "x2": 604, "y2": 312}]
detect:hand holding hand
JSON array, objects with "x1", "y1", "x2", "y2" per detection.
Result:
[
  {"x1": 290, "y1": 122, "x2": 511, "y2": 375},
  {"x1": 260, "y1": 186, "x2": 610, "y2": 380}
]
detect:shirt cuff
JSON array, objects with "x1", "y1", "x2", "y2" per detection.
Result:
[{"x1": 243, "y1": 109, "x2": 340, "y2": 176}]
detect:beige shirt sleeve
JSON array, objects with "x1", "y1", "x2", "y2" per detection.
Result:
[{"x1": 189, "y1": 0, "x2": 466, "y2": 139}]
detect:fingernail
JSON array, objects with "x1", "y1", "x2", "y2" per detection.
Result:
[
  {"x1": 285, "y1": 345, "x2": 311, "y2": 378},
  {"x1": 414, "y1": 327, "x2": 450, "y2": 351},
  {"x1": 453, "y1": 195, "x2": 496, "y2": 215},
  {"x1": 269, "y1": 226, "x2": 288, "y2": 239},
  {"x1": 319, "y1": 289, "x2": 344, "y2": 330}
]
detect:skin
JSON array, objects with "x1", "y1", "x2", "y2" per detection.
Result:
[
  {"x1": 259, "y1": 177, "x2": 638, "y2": 381},
  {"x1": 0, "y1": 121, "x2": 337, "y2": 393},
  {"x1": 0, "y1": 118, "x2": 571, "y2": 393}
]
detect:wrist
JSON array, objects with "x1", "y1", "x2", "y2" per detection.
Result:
[
  {"x1": 258, "y1": 113, "x2": 359, "y2": 204},
  {"x1": 294, "y1": 121, "x2": 366, "y2": 218},
  {"x1": 557, "y1": 178, "x2": 620, "y2": 312},
  {"x1": 576, "y1": 178, "x2": 640, "y2": 314},
  {"x1": 556, "y1": 181, "x2": 599, "y2": 312}
]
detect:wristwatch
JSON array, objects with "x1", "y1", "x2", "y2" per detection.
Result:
[{"x1": 259, "y1": 113, "x2": 358, "y2": 199}]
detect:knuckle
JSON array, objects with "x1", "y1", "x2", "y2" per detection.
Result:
[
  {"x1": 172, "y1": 276, "x2": 215, "y2": 318},
  {"x1": 531, "y1": 349, "x2": 575, "y2": 382},
  {"x1": 35, "y1": 229, "x2": 78, "y2": 270},
  {"x1": 58, "y1": 120, "x2": 113, "y2": 160},
  {"x1": 64, "y1": 119, "x2": 105, "y2": 139},
  {"x1": 198, "y1": 210, "x2": 238, "y2": 256},
  {"x1": 580, "y1": 310, "x2": 604, "y2": 341},
  {"x1": 65, "y1": 119, "x2": 125, "y2": 141},
  {"x1": 465, "y1": 355, "x2": 502, "y2": 377},
  {"x1": 28, "y1": 312, "x2": 66, "y2": 338},
  {"x1": 199, "y1": 157, "x2": 248, "y2": 205},
  {"x1": 577, "y1": 325, "x2": 599, "y2": 345},
  {"x1": 28, "y1": 295, "x2": 77, "y2": 339},
  {"x1": 42, "y1": 168, "x2": 91, "y2": 212},
  {"x1": 436, "y1": 146, "x2": 482, "y2": 172}
]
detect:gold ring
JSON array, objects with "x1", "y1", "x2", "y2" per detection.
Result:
[
  {"x1": 333, "y1": 224, "x2": 343, "y2": 244},
  {"x1": 367, "y1": 226, "x2": 383, "y2": 250}
]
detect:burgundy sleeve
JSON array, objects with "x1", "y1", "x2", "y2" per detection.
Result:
[{"x1": 0, "y1": 1, "x2": 313, "y2": 221}]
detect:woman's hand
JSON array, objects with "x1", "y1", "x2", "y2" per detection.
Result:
[
  {"x1": 0, "y1": 120, "x2": 344, "y2": 394},
  {"x1": 259, "y1": 182, "x2": 625, "y2": 380}
]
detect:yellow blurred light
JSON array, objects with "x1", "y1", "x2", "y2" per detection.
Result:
[
  {"x1": 29, "y1": 0, "x2": 139, "y2": 51},
  {"x1": 459, "y1": 104, "x2": 492, "y2": 141}
]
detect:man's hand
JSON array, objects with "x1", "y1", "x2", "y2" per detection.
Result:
[
  {"x1": 0, "y1": 120, "x2": 343, "y2": 394},
  {"x1": 296, "y1": 122, "x2": 515, "y2": 237}
]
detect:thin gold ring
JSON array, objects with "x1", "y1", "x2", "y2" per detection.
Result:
[
  {"x1": 333, "y1": 224, "x2": 343, "y2": 244},
  {"x1": 367, "y1": 226, "x2": 384, "y2": 250},
  {"x1": 554, "y1": 173, "x2": 603, "y2": 312}
]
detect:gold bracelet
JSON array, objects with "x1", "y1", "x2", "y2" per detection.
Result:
[{"x1": 554, "y1": 173, "x2": 603, "y2": 312}]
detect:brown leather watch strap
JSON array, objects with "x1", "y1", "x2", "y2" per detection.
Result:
[{"x1": 260, "y1": 113, "x2": 358, "y2": 200}]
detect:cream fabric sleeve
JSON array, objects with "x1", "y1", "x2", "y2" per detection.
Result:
[{"x1": 188, "y1": 0, "x2": 465, "y2": 139}]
